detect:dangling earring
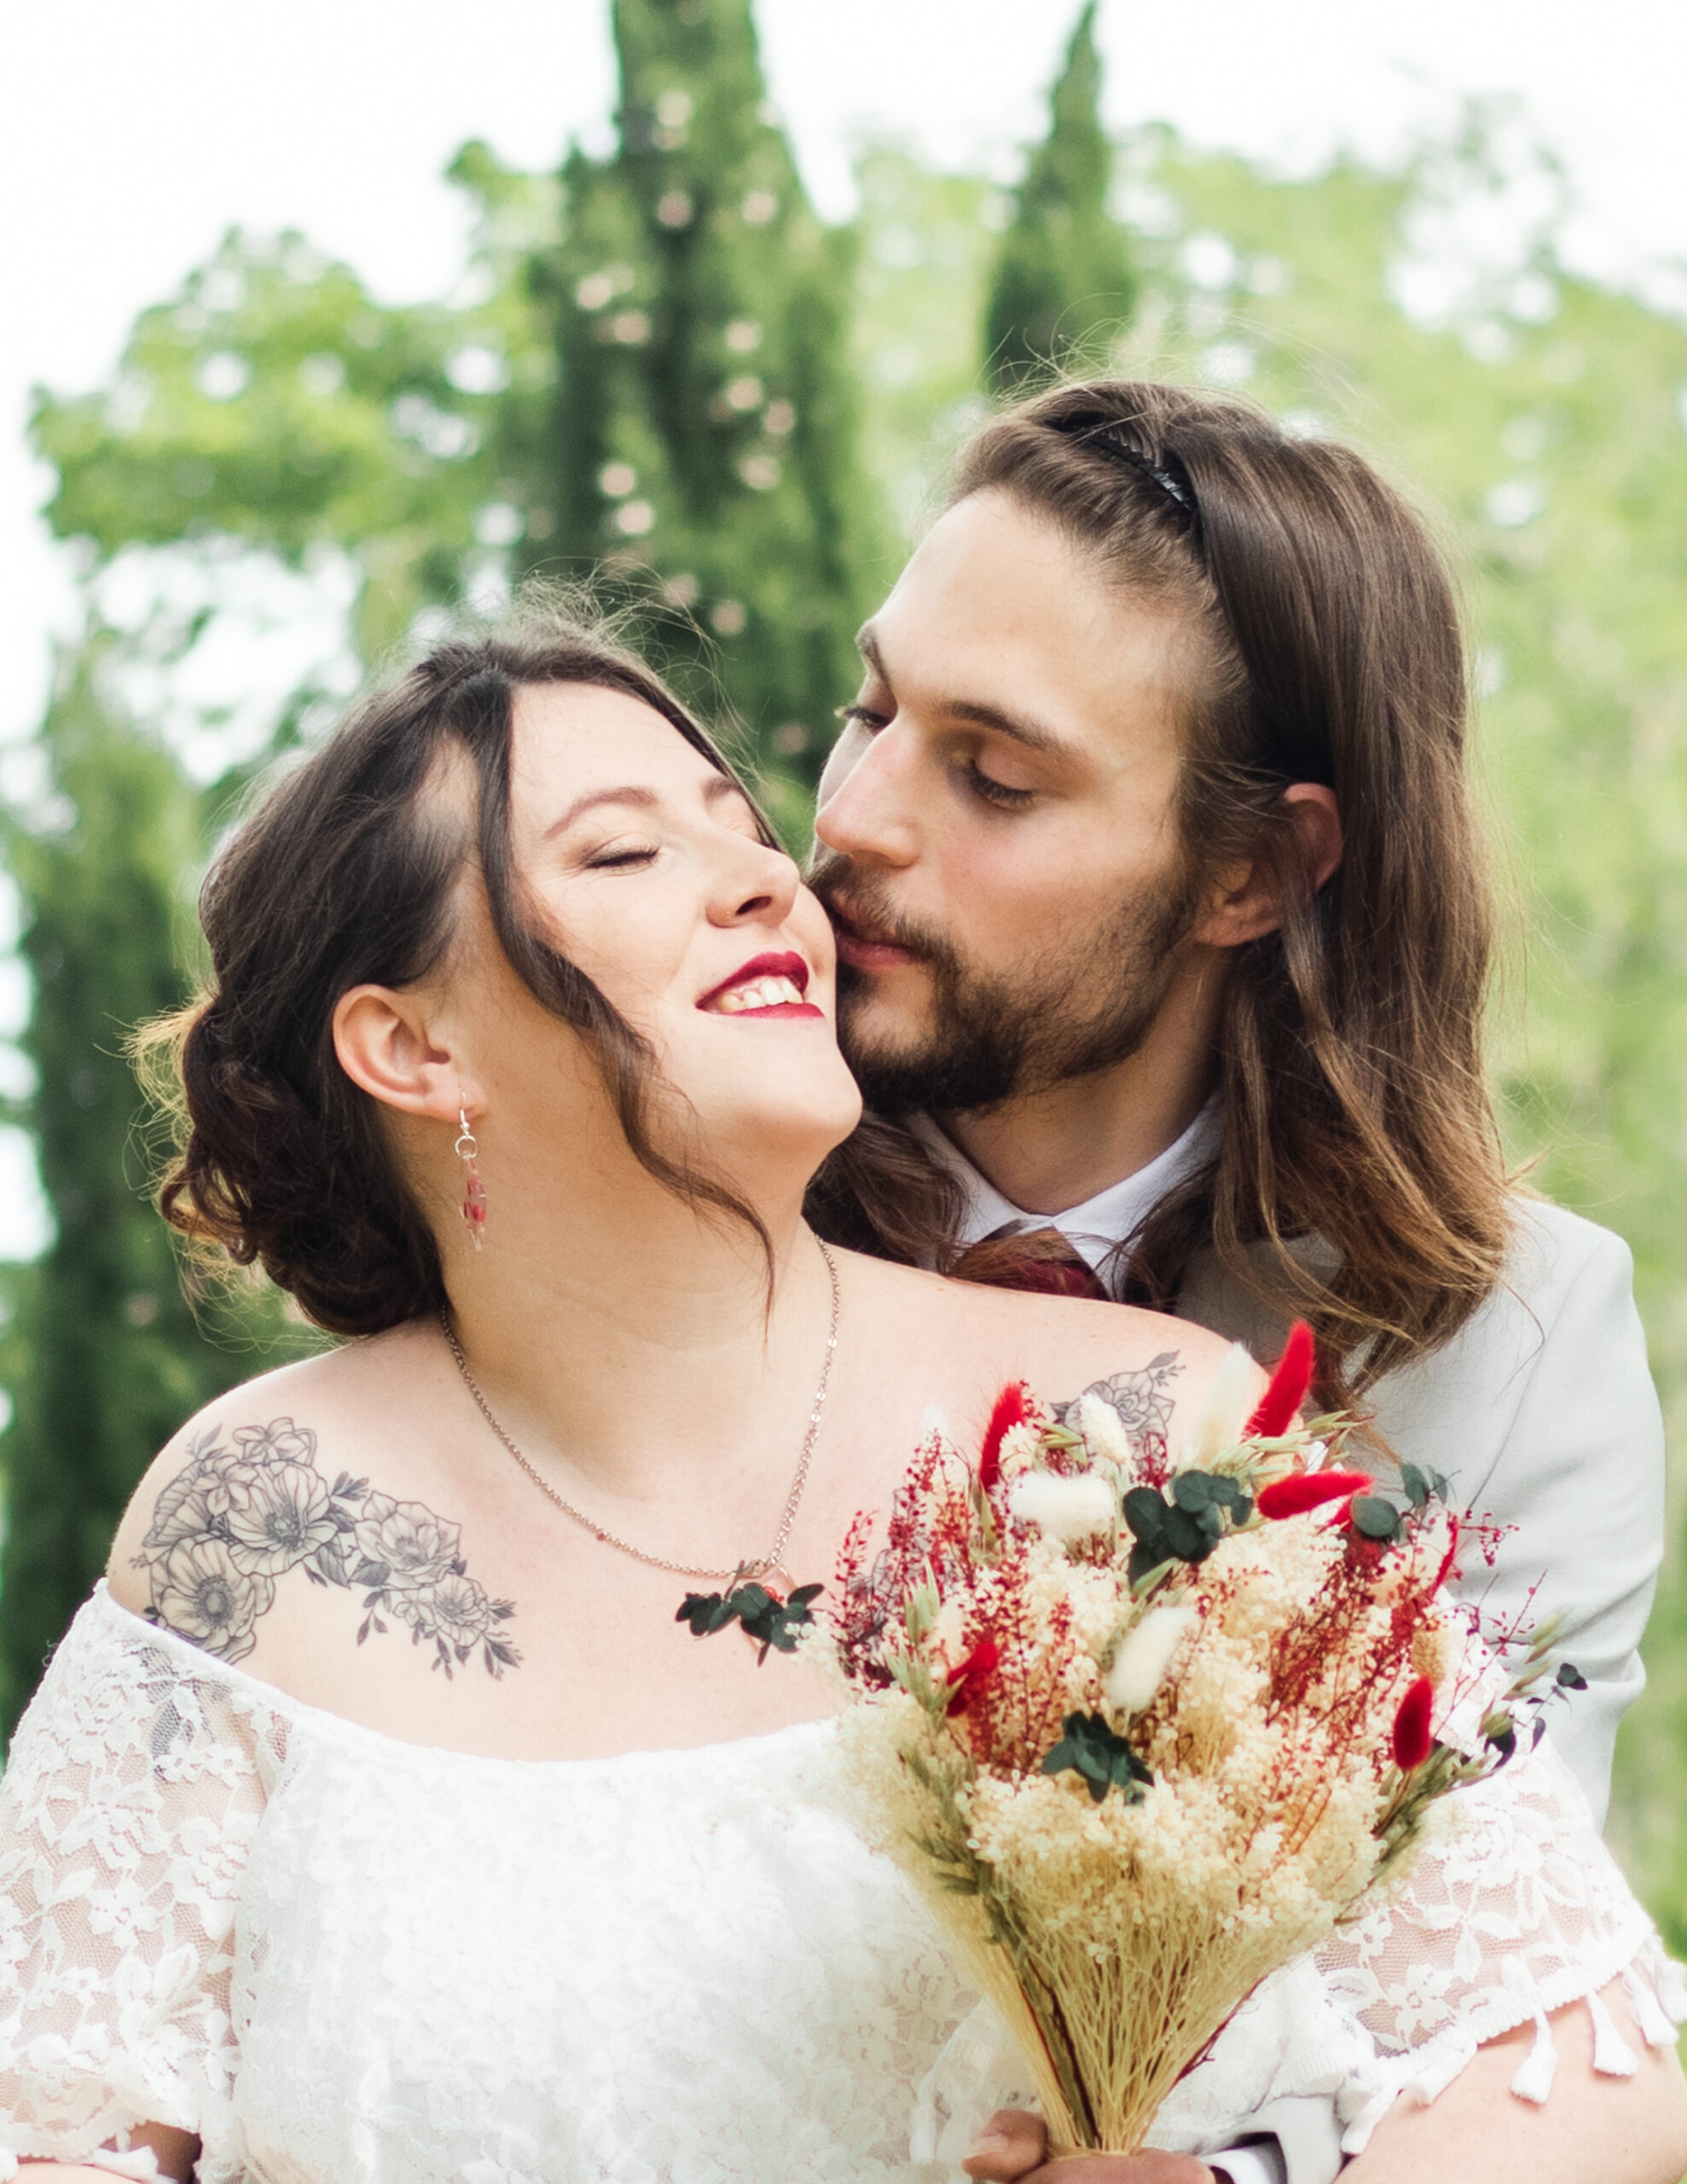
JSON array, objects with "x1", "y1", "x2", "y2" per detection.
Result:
[{"x1": 455, "y1": 1107, "x2": 487, "y2": 1250}]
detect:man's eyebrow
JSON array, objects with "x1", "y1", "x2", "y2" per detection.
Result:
[
  {"x1": 854, "y1": 622, "x2": 1074, "y2": 758},
  {"x1": 544, "y1": 772, "x2": 747, "y2": 838}
]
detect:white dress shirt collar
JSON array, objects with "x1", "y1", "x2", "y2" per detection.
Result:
[{"x1": 908, "y1": 1100, "x2": 1222, "y2": 1287}]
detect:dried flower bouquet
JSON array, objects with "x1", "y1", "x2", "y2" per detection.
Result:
[{"x1": 816, "y1": 1327, "x2": 1567, "y2": 2158}]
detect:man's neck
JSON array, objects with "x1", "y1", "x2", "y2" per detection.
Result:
[
  {"x1": 934, "y1": 1059, "x2": 1215, "y2": 1218},
  {"x1": 930, "y1": 949, "x2": 1223, "y2": 1217}
]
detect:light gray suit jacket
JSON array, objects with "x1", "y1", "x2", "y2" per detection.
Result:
[{"x1": 1177, "y1": 1199, "x2": 1665, "y2": 2182}]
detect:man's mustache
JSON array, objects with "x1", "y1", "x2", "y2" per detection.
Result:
[{"x1": 807, "y1": 851, "x2": 942, "y2": 966}]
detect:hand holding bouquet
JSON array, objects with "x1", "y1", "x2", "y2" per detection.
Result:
[{"x1": 816, "y1": 1329, "x2": 1552, "y2": 2158}]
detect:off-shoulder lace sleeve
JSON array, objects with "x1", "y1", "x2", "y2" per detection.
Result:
[
  {"x1": 1318, "y1": 1734, "x2": 1687, "y2": 2152},
  {"x1": 0, "y1": 1586, "x2": 289, "y2": 2174}
]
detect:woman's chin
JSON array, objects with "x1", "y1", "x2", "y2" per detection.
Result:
[{"x1": 704, "y1": 1080, "x2": 864, "y2": 1193}]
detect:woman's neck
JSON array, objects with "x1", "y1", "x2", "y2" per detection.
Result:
[{"x1": 435, "y1": 1170, "x2": 832, "y2": 1513}]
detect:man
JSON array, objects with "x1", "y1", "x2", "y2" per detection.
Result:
[{"x1": 806, "y1": 380, "x2": 1665, "y2": 2184}]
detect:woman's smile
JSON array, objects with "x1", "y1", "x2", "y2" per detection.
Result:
[{"x1": 697, "y1": 950, "x2": 825, "y2": 1020}]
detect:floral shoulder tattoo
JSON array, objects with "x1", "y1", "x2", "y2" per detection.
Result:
[
  {"x1": 1052, "y1": 1350, "x2": 1183, "y2": 1476},
  {"x1": 134, "y1": 1417, "x2": 520, "y2": 1680}
]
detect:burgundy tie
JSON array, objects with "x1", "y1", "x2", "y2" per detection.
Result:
[{"x1": 947, "y1": 1224, "x2": 1112, "y2": 1302}]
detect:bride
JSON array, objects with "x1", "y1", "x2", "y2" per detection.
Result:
[{"x1": 0, "y1": 607, "x2": 1681, "y2": 2184}]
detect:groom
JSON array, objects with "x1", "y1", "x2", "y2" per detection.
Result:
[{"x1": 806, "y1": 383, "x2": 1662, "y2": 2184}]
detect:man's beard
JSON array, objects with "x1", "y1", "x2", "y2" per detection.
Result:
[{"x1": 809, "y1": 851, "x2": 1198, "y2": 1118}]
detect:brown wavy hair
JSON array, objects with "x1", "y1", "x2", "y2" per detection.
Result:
[
  {"x1": 142, "y1": 603, "x2": 777, "y2": 1335},
  {"x1": 809, "y1": 380, "x2": 1511, "y2": 1410}
]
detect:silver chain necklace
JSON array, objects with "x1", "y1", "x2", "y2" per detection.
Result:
[{"x1": 440, "y1": 1239, "x2": 841, "y2": 1583}]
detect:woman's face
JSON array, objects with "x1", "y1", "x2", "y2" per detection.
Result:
[{"x1": 451, "y1": 682, "x2": 862, "y2": 1194}]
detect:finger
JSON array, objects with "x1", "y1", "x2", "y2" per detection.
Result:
[{"x1": 962, "y1": 2106, "x2": 1048, "y2": 2180}]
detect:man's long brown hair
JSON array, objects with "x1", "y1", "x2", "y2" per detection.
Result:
[{"x1": 808, "y1": 380, "x2": 1512, "y2": 1413}]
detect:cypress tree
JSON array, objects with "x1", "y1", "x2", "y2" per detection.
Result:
[
  {"x1": 0, "y1": 642, "x2": 297, "y2": 1734},
  {"x1": 983, "y1": 3, "x2": 1135, "y2": 392},
  {"x1": 536, "y1": 0, "x2": 885, "y2": 806}
]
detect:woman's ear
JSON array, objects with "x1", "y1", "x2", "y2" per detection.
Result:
[
  {"x1": 1193, "y1": 784, "x2": 1342, "y2": 949},
  {"x1": 332, "y1": 985, "x2": 475, "y2": 1121}
]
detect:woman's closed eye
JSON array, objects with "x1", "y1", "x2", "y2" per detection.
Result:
[{"x1": 583, "y1": 841, "x2": 660, "y2": 872}]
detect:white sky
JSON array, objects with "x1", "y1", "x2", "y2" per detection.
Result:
[{"x1": 0, "y1": 0, "x2": 1683, "y2": 1252}]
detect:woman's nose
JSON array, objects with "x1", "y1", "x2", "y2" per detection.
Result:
[
  {"x1": 814, "y1": 722, "x2": 919, "y2": 868},
  {"x1": 711, "y1": 835, "x2": 803, "y2": 926}
]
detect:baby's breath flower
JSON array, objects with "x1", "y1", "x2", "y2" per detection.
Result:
[
  {"x1": 996, "y1": 1420, "x2": 1043, "y2": 1478},
  {"x1": 1412, "y1": 1622, "x2": 1453, "y2": 1686}
]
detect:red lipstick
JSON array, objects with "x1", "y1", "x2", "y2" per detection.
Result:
[{"x1": 696, "y1": 950, "x2": 823, "y2": 1019}]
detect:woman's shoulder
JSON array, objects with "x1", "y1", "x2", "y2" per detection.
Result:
[
  {"x1": 837, "y1": 1248, "x2": 1257, "y2": 1423},
  {"x1": 105, "y1": 1322, "x2": 504, "y2": 1693}
]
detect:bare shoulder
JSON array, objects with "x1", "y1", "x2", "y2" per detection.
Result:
[
  {"x1": 107, "y1": 1323, "x2": 519, "y2": 1687},
  {"x1": 838, "y1": 1249, "x2": 1258, "y2": 1443}
]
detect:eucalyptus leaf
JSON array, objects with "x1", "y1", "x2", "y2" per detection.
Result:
[
  {"x1": 1041, "y1": 1711, "x2": 1154, "y2": 1805},
  {"x1": 1351, "y1": 1496, "x2": 1404, "y2": 1543}
]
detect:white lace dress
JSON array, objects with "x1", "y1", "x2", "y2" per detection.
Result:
[{"x1": 0, "y1": 1586, "x2": 1679, "y2": 2182}]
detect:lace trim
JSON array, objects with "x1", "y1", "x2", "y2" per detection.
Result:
[{"x1": 0, "y1": 1591, "x2": 289, "y2": 2164}]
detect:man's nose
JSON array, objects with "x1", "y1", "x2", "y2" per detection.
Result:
[{"x1": 814, "y1": 723, "x2": 920, "y2": 868}]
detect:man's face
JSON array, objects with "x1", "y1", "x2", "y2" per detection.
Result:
[{"x1": 810, "y1": 488, "x2": 1203, "y2": 1115}]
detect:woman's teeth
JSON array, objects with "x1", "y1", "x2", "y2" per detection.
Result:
[{"x1": 712, "y1": 975, "x2": 806, "y2": 1014}]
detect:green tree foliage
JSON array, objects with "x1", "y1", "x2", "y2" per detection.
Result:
[
  {"x1": 983, "y1": 2, "x2": 1134, "y2": 392},
  {"x1": 0, "y1": 644, "x2": 311, "y2": 1732},
  {"x1": 32, "y1": 162, "x2": 558, "y2": 665},
  {"x1": 1, "y1": 0, "x2": 884, "y2": 1721},
  {"x1": 536, "y1": 0, "x2": 886, "y2": 810}
]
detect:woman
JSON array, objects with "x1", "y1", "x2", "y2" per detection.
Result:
[{"x1": 0, "y1": 610, "x2": 1680, "y2": 2184}]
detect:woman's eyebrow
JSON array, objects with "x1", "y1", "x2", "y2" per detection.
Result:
[
  {"x1": 543, "y1": 785, "x2": 658, "y2": 839},
  {"x1": 543, "y1": 773, "x2": 748, "y2": 839}
]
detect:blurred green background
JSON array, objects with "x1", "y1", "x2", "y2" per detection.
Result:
[{"x1": 3, "y1": 0, "x2": 1684, "y2": 1946}]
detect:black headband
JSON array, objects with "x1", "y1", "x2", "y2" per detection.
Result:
[
  {"x1": 1050, "y1": 414, "x2": 1203, "y2": 547},
  {"x1": 1046, "y1": 413, "x2": 1335, "y2": 783}
]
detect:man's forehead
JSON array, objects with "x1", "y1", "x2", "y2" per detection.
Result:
[{"x1": 857, "y1": 533, "x2": 1193, "y2": 769}]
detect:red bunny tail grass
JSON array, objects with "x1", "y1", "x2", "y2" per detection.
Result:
[
  {"x1": 1392, "y1": 1676, "x2": 1436, "y2": 1770},
  {"x1": 945, "y1": 1634, "x2": 1001, "y2": 1716},
  {"x1": 1257, "y1": 1470, "x2": 1376, "y2": 1520},
  {"x1": 1245, "y1": 1321, "x2": 1316, "y2": 1439},
  {"x1": 980, "y1": 1383, "x2": 1034, "y2": 1489}
]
